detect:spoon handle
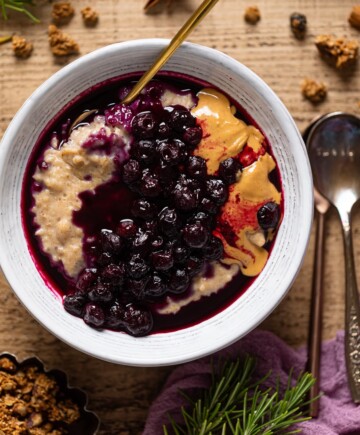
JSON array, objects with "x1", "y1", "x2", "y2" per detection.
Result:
[
  {"x1": 122, "y1": 0, "x2": 219, "y2": 104},
  {"x1": 307, "y1": 210, "x2": 326, "y2": 417},
  {"x1": 339, "y1": 209, "x2": 360, "y2": 403}
]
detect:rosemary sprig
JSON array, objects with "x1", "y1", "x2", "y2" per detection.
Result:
[
  {"x1": 163, "y1": 356, "x2": 316, "y2": 435},
  {"x1": 0, "y1": 0, "x2": 40, "y2": 23}
]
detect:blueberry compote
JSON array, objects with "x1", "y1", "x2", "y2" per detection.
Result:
[{"x1": 22, "y1": 73, "x2": 282, "y2": 337}]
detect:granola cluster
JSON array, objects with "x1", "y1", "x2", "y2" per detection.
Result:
[
  {"x1": 348, "y1": 5, "x2": 360, "y2": 29},
  {"x1": 12, "y1": 35, "x2": 33, "y2": 59},
  {"x1": 81, "y1": 7, "x2": 99, "y2": 26},
  {"x1": 244, "y1": 6, "x2": 261, "y2": 24},
  {"x1": 51, "y1": 2, "x2": 75, "y2": 25},
  {"x1": 315, "y1": 34, "x2": 359, "y2": 69},
  {"x1": 48, "y1": 25, "x2": 79, "y2": 57},
  {"x1": 0, "y1": 356, "x2": 80, "y2": 434},
  {"x1": 301, "y1": 78, "x2": 327, "y2": 103}
]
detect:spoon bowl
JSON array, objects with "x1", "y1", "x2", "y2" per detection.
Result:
[
  {"x1": 307, "y1": 112, "x2": 360, "y2": 402},
  {"x1": 308, "y1": 113, "x2": 360, "y2": 212}
]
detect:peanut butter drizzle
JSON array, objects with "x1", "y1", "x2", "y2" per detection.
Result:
[
  {"x1": 219, "y1": 153, "x2": 281, "y2": 276},
  {"x1": 191, "y1": 88, "x2": 264, "y2": 174},
  {"x1": 192, "y1": 88, "x2": 281, "y2": 277}
]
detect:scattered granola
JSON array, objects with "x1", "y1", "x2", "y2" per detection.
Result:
[
  {"x1": 315, "y1": 34, "x2": 359, "y2": 69},
  {"x1": 0, "y1": 356, "x2": 80, "y2": 434},
  {"x1": 301, "y1": 78, "x2": 327, "y2": 104},
  {"x1": 52, "y1": 1, "x2": 75, "y2": 25},
  {"x1": 244, "y1": 6, "x2": 261, "y2": 24},
  {"x1": 290, "y1": 12, "x2": 307, "y2": 39},
  {"x1": 48, "y1": 24, "x2": 79, "y2": 57},
  {"x1": 349, "y1": 5, "x2": 360, "y2": 29},
  {"x1": 81, "y1": 7, "x2": 99, "y2": 26},
  {"x1": 12, "y1": 35, "x2": 33, "y2": 59}
]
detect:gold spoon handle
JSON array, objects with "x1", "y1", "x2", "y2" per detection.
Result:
[{"x1": 122, "y1": 0, "x2": 219, "y2": 105}]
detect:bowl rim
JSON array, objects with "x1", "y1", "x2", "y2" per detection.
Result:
[{"x1": 0, "y1": 38, "x2": 313, "y2": 366}]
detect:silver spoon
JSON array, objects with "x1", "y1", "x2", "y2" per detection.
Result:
[
  {"x1": 303, "y1": 118, "x2": 331, "y2": 417},
  {"x1": 307, "y1": 112, "x2": 360, "y2": 403}
]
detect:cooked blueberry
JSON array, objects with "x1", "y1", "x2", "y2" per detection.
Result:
[
  {"x1": 169, "y1": 107, "x2": 196, "y2": 132},
  {"x1": 131, "y1": 139, "x2": 157, "y2": 165},
  {"x1": 132, "y1": 230, "x2": 152, "y2": 255},
  {"x1": 123, "y1": 303, "x2": 153, "y2": 337},
  {"x1": 145, "y1": 273, "x2": 166, "y2": 298},
  {"x1": 203, "y1": 236, "x2": 224, "y2": 260},
  {"x1": 117, "y1": 219, "x2": 137, "y2": 238},
  {"x1": 188, "y1": 211, "x2": 214, "y2": 229},
  {"x1": 76, "y1": 268, "x2": 98, "y2": 291},
  {"x1": 173, "y1": 243, "x2": 190, "y2": 264},
  {"x1": 257, "y1": 202, "x2": 280, "y2": 230},
  {"x1": 172, "y1": 184, "x2": 199, "y2": 211},
  {"x1": 83, "y1": 303, "x2": 105, "y2": 328},
  {"x1": 183, "y1": 222, "x2": 209, "y2": 249},
  {"x1": 97, "y1": 251, "x2": 113, "y2": 266},
  {"x1": 158, "y1": 207, "x2": 181, "y2": 237},
  {"x1": 106, "y1": 302, "x2": 126, "y2": 329},
  {"x1": 131, "y1": 111, "x2": 157, "y2": 139},
  {"x1": 144, "y1": 83, "x2": 163, "y2": 99},
  {"x1": 156, "y1": 160, "x2": 178, "y2": 182},
  {"x1": 200, "y1": 197, "x2": 218, "y2": 214},
  {"x1": 186, "y1": 156, "x2": 207, "y2": 179},
  {"x1": 126, "y1": 276, "x2": 150, "y2": 300},
  {"x1": 219, "y1": 158, "x2": 241, "y2": 184},
  {"x1": 151, "y1": 236, "x2": 164, "y2": 250},
  {"x1": 151, "y1": 250, "x2": 174, "y2": 271},
  {"x1": 63, "y1": 293, "x2": 86, "y2": 317},
  {"x1": 131, "y1": 199, "x2": 157, "y2": 219},
  {"x1": 101, "y1": 229, "x2": 122, "y2": 254},
  {"x1": 186, "y1": 256, "x2": 205, "y2": 277},
  {"x1": 88, "y1": 282, "x2": 113, "y2": 303},
  {"x1": 157, "y1": 121, "x2": 171, "y2": 139},
  {"x1": 143, "y1": 220, "x2": 159, "y2": 234},
  {"x1": 102, "y1": 263, "x2": 125, "y2": 285},
  {"x1": 139, "y1": 170, "x2": 162, "y2": 198},
  {"x1": 206, "y1": 178, "x2": 228, "y2": 205},
  {"x1": 32, "y1": 182, "x2": 43, "y2": 192},
  {"x1": 127, "y1": 254, "x2": 150, "y2": 279},
  {"x1": 158, "y1": 139, "x2": 186, "y2": 165},
  {"x1": 162, "y1": 179, "x2": 176, "y2": 198},
  {"x1": 168, "y1": 268, "x2": 190, "y2": 294},
  {"x1": 183, "y1": 125, "x2": 203, "y2": 148},
  {"x1": 122, "y1": 159, "x2": 141, "y2": 184}
]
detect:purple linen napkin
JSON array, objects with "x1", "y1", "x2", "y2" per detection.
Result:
[{"x1": 143, "y1": 330, "x2": 360, "y2": 435}]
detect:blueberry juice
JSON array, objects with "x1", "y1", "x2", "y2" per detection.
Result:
[{"x1": 21, "y1": 72, "x2": 283, "y2": 337}]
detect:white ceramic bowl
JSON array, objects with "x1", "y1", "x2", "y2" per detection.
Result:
[{"x1": 0, "y1": 39, "x2": 313, "y2": 366}]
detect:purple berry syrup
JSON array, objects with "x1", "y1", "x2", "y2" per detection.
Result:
[{"x1": 21, "y1": 72, "x2": 282, "y2": 335}]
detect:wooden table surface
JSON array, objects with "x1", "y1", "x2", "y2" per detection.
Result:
[{"x1": 1, "y1": 0, "x2": 360, "y2": 433}]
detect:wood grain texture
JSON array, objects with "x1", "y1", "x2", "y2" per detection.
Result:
[{"x1": 1, "y1": 0, "x2": 360, "y2": 433}]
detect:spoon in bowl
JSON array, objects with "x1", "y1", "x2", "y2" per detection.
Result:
[
  {"x1": 71, "y1": 0, "x2": 219, "y2": 129},
  {"x1": 307, "y1": 112, "x2": 360, "y2": 403}
]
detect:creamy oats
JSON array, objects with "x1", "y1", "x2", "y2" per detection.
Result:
[{"x1": 33, "y1": 117, "x2": 129, "y2": 277}]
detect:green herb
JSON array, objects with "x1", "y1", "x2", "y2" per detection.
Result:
[
  {"x1": 163, "y1": 356, "x2": 317, "y2": 435},
  {"x1": 0, "y1": 0, "x2": 40, "y2": 23}
]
